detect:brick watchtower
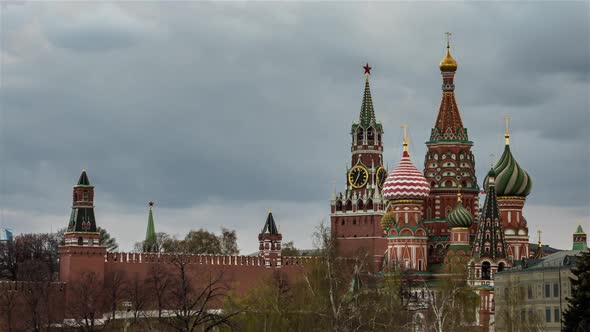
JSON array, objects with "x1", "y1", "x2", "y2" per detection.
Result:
[
  {"x1": 331, "y1": 64, "x2": 387, "y2": 270},
  {"x1": 423, "y1": 36, "x2": 479, "y2": 264},
  {"x1": 59, "y1": 170, "x2": 106, "y2": 285},
  {"x1": 259, "y1": 210, "x2": 282, "y2": 268}
]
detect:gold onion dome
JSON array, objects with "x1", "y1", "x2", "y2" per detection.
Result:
[
  {"x1": 447, "y1": 195, "x2": 473, "y2": 228},
  {"x1": 439, "y1": 47, "x2": 458, "y2": 72}
]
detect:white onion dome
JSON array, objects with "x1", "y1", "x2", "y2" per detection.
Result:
[{"x1": 382, "y1": 150, "x2": 430, "y2": 201}]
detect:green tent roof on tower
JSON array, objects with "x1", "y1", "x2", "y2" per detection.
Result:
[
  {"x1": 144, "y1": 202, "x2": 157, "y2": 252},
  {"x1": 575, "y1": 224, "x2": 585, "y2": 234},
  {"x1": 351, "y1": 63, "x2": 383, "y2": 132}
]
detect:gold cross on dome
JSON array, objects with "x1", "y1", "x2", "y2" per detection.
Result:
[
  {"x1": 504, "y1": 114, "x2": 511, "y2": 135},
  {"x1": 445, "y1": 32, "x2": 452, "y2": 48},
  {"x1": 537, "y1": 230, "x2": 543, "y2": 244}
]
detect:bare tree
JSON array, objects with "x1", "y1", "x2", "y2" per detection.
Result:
[
  {"x1": 19, "y1": 260, "x2": 53, "y2": 332},
  {"x1": 496, "y1": 277, "x2": 545, "y2": 332},
  {"x1": 66, "y1": 272, "x2": 105, "y2": 332},
  {"x1": 0, "y1": 284, "x2": 18, "y2": 332},
  {"x1": 146, "y1": 261, "x2": 173, "y2": 322},
  {"x1": 421, "y1": 274, "x2": 479, "y2": 332},
  {"x1": 104, "y1": 271, "x2": 128, "y2": 321},
  {"x1": 166, "y1": 253, "x2": 240, "y2": 332},
  {"x1": 126, "y1": 273, "x2": 151, "y2": 323}
]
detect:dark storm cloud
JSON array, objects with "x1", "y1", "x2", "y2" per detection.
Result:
[{"x1": 0, "y1": 2, "x2": 588, "y2": 250}]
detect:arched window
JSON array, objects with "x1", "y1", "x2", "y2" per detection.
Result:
[
  {"x1": 482, "y1": 262, "x2": 491, "y2": 280},
  {"x1": 367, "y1": 128, "x2": 374, "y2": 145},
  {"x1": 356, "y1": 129, "x2": 364, "y2": 144},
  {"x1": 77, "y1": 237, "x2": 83, "y2": 246},
  {"x1": 498, "y1": 262, "x2": 505, "y2": 272}
]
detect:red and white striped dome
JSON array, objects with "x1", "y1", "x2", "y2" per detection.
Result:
[{"x1": 382, "y1": 151, "x2": 430, "y2": 200}]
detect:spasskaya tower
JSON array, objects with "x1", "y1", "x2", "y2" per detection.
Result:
[{"x1": 330, "y1": 64, "x2": 387, "y2": 269}]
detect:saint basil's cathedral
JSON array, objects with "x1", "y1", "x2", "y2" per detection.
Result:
[{"x1": 330, "y1": 37, "x2": 534, "y2": 326}]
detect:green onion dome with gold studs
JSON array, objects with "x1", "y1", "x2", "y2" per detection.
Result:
[
  {"x1": 447, "y1": 194, "x2": 473, "y2": 228},
  {"x1": 381, "y1": 211, "x2": 396, "y2": 234},
  {"x1": 484, "y1": 121, "x2": 532, "y2": 197}
]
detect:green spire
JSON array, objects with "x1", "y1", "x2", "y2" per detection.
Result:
[
  {"x1": 144, "y1": 202, "x2": 157, "y2": 252},
  {"x1": 575, "y1": 224, "x2": 585, "y2": 234},
  {"x1": 359, "y1": 71, "x2": 376, "y2": 128}
]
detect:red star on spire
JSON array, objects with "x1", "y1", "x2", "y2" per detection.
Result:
[
  {"x1": 363, "y1": 63, "x2": 372, "y2": 75},
  {"x1": 149, "y1": 201, "x2": 154, "y2": 207}
]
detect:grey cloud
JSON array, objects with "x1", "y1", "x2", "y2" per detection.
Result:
[
  {"x1": 44, "y1": 4, "x2": 150, "y2": 52},
  {"x1": 0, "y1": 2, "x2": 588, "y2": 249}
]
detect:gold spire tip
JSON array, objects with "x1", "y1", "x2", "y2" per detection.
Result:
[
  {"x1": 401, "y1": 125, "x2": 409, "y2": 152},
  {"x1": 457, "y1": 183, "x2": 462, "y2": 202},
  {"x1": 504, "y1": 114, "x2": 511, "y2": 145}
]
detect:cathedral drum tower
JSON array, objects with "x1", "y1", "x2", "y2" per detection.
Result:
[
  {"x1": 381, "y1": 127, "x2": 431, "y2": 272},
  {"x1": 423, "y1": 35, "x2": 479, "y2": 263},
  {"x1": 483, "y1": 117, "x2": 532, "y2": 260},
  {"x1": 331, "y1": 64, "x2": 387, "y2": 269}
]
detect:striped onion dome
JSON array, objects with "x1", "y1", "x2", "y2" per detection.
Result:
[
  {"x1": 382, "y1": 150, "x2": 430, "y2": 201},
  {"x1": 484, "y1": 144, "x2": 532, "y2": 197},
  {"x1": 447, "y1": 197, "x2": 473, "y2": 228}
]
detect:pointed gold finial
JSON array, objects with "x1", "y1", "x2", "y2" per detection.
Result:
[
  {"x1": 504, "y1": 114, "x2": 511, "y2": 145},
  {"x1": 537, "y1": 229, "x2": 543, "y2": 246},
  {"x1": 401, "y1": 125, "x2": 409, "y2": 153},
  {"x1": 268, "y1": 208, "x2": 272, "y2": 214},
  {"x1": 457, "y1": 183, "x2": 462, "y2": 202}
]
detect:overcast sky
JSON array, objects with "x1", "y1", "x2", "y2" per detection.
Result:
[{"x1": 1, "y1": 2, "x2": 588, "y2": 254}]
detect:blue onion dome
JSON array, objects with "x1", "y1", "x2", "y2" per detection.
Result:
[
  {"x1": 381, "y1": 211, "x2": 396, "y2": 233},
  {"x1": 484, "y1": 144, "x2": 532, "y2": 197},
  {"x1": 447, "y1": 195, "x2": 473, "y2": 228}
]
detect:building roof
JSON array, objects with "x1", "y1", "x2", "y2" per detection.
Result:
[
  {"x1": 144, "y1": 203, "x2": 157, "y2": 251},
  {"x1": 484, "y1": 144, "x2": 532, "y2": 197},
  {"x1": 472, "y1": 168, "x2": 508, "y2": 260},
  {"x1": 382, "y1": 149, "x2": 430, "y2": 201},
  {"x1": 0, "y1": 229, "x2": 13, "y2": 242},
  {"x1": 447, "y1": 195, "x2": 474, "y2": 228},
  {"x1": 77, "y1": 170, "x2": 91, "y2": 186},
  {"x1": 261, "y1": 211, "x2": 279, "y2": 235},
  {"x1": 505, "y1": 250, "x2": 583, "y2": 273}
]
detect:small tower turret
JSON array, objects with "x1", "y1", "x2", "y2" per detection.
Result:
[
  {"x1": 64, "y1": 170, "x2": 100, "y2": 247},
  {"x1": 258, "y1": 210, "x2": 282, "y2": 268},
  {"x1": 573, "y1": 223, "x2": 588, "y2": 250}
]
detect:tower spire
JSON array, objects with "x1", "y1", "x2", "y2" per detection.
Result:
[
  {"x1": 144, "y1": 201, "x2": 157, "y2": 252},
  {"x1": 504, "y1": 114, "x2": 511, "y2": 145},
  {"x1": 402, "y1": 124, "x2": 409, "y2": 155},
  {"x1": 359, "y1": 63, "x2": 376, "y2": 128},
  {"x1": 430, "y1": 33, "x2": 466, "y2": 142}
]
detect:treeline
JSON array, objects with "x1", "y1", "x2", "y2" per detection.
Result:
[{"x1": 224, "y1": 223, "x2": 481, "y2": 332}]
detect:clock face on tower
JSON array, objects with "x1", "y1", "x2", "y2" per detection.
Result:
[
  {"x1": 348, "y1": 165, "x2": 369, "y2": 188},
  {"x1": 376, "y1": 166, "x2": 387, "y2": 188}
]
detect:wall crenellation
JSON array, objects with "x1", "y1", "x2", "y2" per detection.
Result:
[{"x1": 103, "y1": 252, "x2": 315, "y2": 267}]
